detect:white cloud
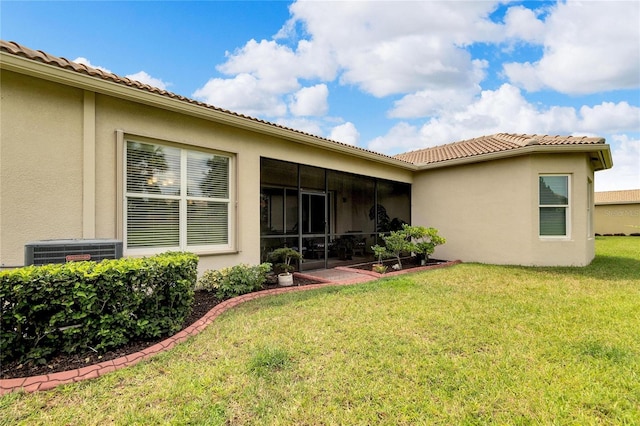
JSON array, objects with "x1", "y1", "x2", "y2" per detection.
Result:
[
  {"x1": 125, "y1": 71, "x2": 170, "y2": 91},
  {"x1": 73, "y1": 57, "x2": 112, "y2": 73},
  {"x1": 215, "y1": 38, "x2": 337, "y2": 94},
  {"x1": 579, "y1": 102, "x2": 640, "y2": 134},
  {"x1": 192, "y1": 38, "x2": 337, "y2": 116},
  {"x1": 502, "y1": 5, "x2": 546, "y2": 43},
  {"x1": 595, "y1": 135, "x2": 640, "y2": 191},
  {"x1": 289, "y1": 84, "x2": 328, "y2": 117},
  {"x1": 504, "y1": 1, "x2": 640, "y2": 94},
  {"x1": 368, "y1": 122, "x2": 427, "y2": 154},
  {"x1": 288, "y1": 1, "x2": 503, "y2": 50},
  {"x1": 338, "y1": 36, "x2": 481, "y2": 98},
  {"x1": 218, "y1": 39, "x2": 302, "y2": 93},
  {"x1": 329, "y1": 122, "x2": 360, "y2": 146},
  {"x1": 73, "y1": 57, "x2": 169, "y2": 90},
  {"x1": 192, "y1": 73, "x2": 287, "y2": 117},
  {"x1": 368, "y1": 84, "x2": 639, "y2": 154},
  {"x1": 195, "y1": 1, "x2": 506, "y2": 119},
  {"x1": 502, "y1": 62, "x2": 542, "y2": 92},
  {"x1": 369, "y1": 84, "x2": 548, "y2": 153},
  {"x1": 275, "y1": 117, "x2": 324, "y2": 137},
  {"x1": 388, "y1": 71, "x2": 484, "y2": 119},
  {"x1": 224, "y1": 39, "x2": 336, "y2": 81},
  {"x1": 287, "y1": 1, "x2": 501, "y2": 98}
]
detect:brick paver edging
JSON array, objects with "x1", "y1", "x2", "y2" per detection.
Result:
[
  {"x1": 1, "y1": 260, "x2": 460, "y2": 395},
  {"x1": 336, "y1": 259, "x2": 462, "y2": 278}
]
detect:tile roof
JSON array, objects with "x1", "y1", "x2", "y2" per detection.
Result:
[
  {"x1": 394, "y1": 133, "x2": 607, "y2": 165},
  {"x1": 0, "y1": 40, "x2": 405, "y2": 164},
  {"x1": 1, "y1": 40, "x2": 611, "y2": 170},
  {"x1": 595, "y1": 189, "x2": 640, "y2": 204}
]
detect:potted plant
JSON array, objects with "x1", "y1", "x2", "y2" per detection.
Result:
[{"x1": 267, "y1": 247, "x2": 302, "y2": 286}]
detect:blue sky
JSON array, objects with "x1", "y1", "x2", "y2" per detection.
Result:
[{"x1": 2, "y1": 0, "x2": 639, "y2": 191}]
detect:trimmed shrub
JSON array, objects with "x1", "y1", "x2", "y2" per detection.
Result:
[
  {"x1": 409, "y1": 226, "x2": 446, "y2": 261},
  {"x1": 196, "y1": 263, "x2": 272, "y2": 300},
  {"x1": 374, "y1": 224, "x2": 446, "y2": 269},
  {"x1": 0, "y1": 252, "x2": 198, "y2": 365}
]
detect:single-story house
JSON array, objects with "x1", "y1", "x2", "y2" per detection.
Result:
[
  {"x1": 0, "y1": 40, "x2": 613, "y2": 271},
  {"x1": 594, "y1": 189, "x2": 640, "y2": 235}
]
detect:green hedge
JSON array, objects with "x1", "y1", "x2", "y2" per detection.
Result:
[{"x1": 0, "y1": 252, "x2": 198, "y2": 365}]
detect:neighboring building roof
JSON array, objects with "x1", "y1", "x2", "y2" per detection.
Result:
[
  {"x1": 1, "y1": 40, "x2": 612, "y2": 172},
  {"x1": 595, "y1": 189, "x2": 640, "y2": 205},
  {"x1": 395, "y1": 133, "x2": 611, "y2": 170}
]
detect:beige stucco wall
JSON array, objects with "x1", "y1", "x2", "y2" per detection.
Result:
[
  {"x1": 412, "y1": 153, "x2": 596, "y2": 266},
  {"x1": 1, "y1": 70, "x2": 412, "y2": 272},
  {"x1": 594, "y1": 203, "x2": 640, "y2": 235},
  {"x1": 1, "y1": 71, "x2": 84, "y2": 267}
]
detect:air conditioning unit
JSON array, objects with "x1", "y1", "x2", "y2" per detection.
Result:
[{"x1": 25, "y1": 239, "x2": 123, "y2": 266}]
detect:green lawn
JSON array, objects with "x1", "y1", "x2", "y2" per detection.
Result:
[{"x1": 2, "y1": 237, "x2": 639, "y2": 425}]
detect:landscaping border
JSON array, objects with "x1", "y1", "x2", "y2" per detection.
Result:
[
  {"x1": 338, "y1": 259, "x2": 461, "y2": 278},
  {"x1": 0, "y1": 260, "x2": 460, "y2": 394}
]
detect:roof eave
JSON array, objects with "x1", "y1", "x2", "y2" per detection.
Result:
[
  {"x1": 414, "y1": 144, "x2": 613, "y2": 171},
  {"x1": 595, "y1": 201, "x2": 640, "y2": 205},
  {"x1": 1, "y1": 51, "x2": 415, "y2": 171},
  {"x1": 591, "y1": 143, "x2": 614, "y2": 171}
]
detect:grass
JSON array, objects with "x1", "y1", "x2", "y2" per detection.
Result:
[{"x1": 2, "y1": 237, "x2": 639, "y2": 425}]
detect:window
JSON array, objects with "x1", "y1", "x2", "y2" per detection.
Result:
[
  {"x1": 125, "y1": 140, "x2": 233, "y2": 253},
  {"x1": 539, "y1": 175, "x2": 570, "y2": 237}
]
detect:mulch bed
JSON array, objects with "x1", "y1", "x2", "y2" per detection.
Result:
[
  {"x1": 348, "y1": 257, "x2": 447, "y2": 271},
  {"x1": 1, "y1": 275, "x2": 322, "y2": 380}
]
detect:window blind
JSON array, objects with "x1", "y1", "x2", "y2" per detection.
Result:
[
  {"x1": 539, "y1": 176, "x2": 569, "y2": 236},
  {"x1": 126, "y1": 140, "x2": 231, "y2": 251}
]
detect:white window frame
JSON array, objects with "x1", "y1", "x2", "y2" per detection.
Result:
[
  {"x1": 539, "y1": 174, "x2": 571, "y2": 239},
  {"x1": 123, "y1": 138, "x2": 235, "y2": 255}
]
